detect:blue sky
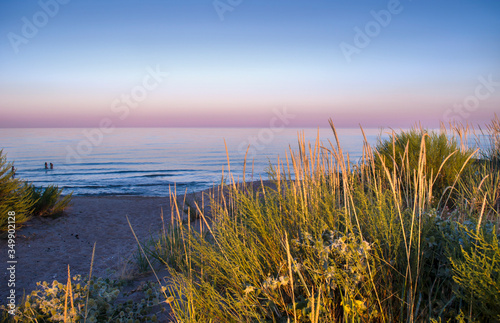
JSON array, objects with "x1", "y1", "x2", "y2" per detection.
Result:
[{"x1": 0, "y1": 0, "x2": 499, "y2": 128}]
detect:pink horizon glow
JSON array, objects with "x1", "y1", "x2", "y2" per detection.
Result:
[{"x1": 2, "y1": 104, "x2": 498, "y2": 129}]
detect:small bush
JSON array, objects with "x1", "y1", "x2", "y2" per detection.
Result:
[
  {"x1": 374, "y1": 128, "x2": 474, "y2": 208},
  {"x1": 0, "y1": 150, "x2": 33, "y2": 234},
  {"x1": 25, "y1": 183, "x2": 72, "y2": 217}
]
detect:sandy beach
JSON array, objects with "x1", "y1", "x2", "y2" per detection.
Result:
[{"x1": 1, "y1": 195, "x2": 174, "y2": 305}]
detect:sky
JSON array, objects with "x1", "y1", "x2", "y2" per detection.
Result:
[{"x1": 0, "y1": 0, "x2": 499, "y2": 128}]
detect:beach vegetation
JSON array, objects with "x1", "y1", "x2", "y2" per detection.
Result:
[
  {"x1": 0, "y1": 150, "x2": 33, "y2": 233},
  {"x1": 25, "y1": 183, "x2": 72, "y2": 217},
  {"x1": 159, "y1": 116, "x2": 500, "y2": 322}
]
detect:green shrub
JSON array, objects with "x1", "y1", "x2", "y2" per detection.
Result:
[
  {"x1": 25, "y1": 183, "x2": 72, "y2": 217},
  {"x1": 0, "y1": 150, "x2": 33, "y2": 234},
  {"x1": 374, "y1": 128, "x2": 474, "y2": 208}
]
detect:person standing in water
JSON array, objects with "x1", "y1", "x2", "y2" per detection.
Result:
[
  {"x1": 45, "y1": 162, "x2": 48, "y2": 169},
  {"x1": 50, "y1": 163, "x2": 53, "y2": 169}
]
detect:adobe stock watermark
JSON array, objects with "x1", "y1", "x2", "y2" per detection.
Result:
[
  {"x1": 237, "y1": 107, "x2": 296, "y2": 159},
  {"x1": 443, "y1": 74, "x2": 499, "y2": 123},
  {"x1": 213, "y1": 0, "x2": 243, "y2": 21},
  {"x1": 64, "y1": 65, "x2": 168, "y2": 164},
  {"x1": 7, "y1": 0, "x2": 71, "y2": 54},
  {"x1": 339, "y1": 0, "x2": 404, "y2": 63}
]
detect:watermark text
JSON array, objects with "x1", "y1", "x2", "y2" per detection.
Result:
[{"x1": 7, "y1": 0, "x2": 71, "y2": 54}]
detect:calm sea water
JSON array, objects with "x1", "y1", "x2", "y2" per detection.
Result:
[{"x1": 0, "y1": 127, "x2": 383, "y2": 196}]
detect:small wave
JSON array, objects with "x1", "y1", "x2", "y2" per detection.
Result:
[{"x1": 134, "y1": 173, "x2": 175, "y2": 178}]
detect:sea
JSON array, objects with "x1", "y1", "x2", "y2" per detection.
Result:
[{"x1": 0, "y1": 127, "x2": 385, "y2": 196}]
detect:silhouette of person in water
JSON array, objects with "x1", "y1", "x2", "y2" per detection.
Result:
[
  {"x1": 45, "y1": 162, "x2": 48, "y2": 169},
  {"x1": 11, "y1": 166, "x2": 15, "y2": 178},
  {"x1": 50, "y1": 163, "x2": 53, "y2": 169}
]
